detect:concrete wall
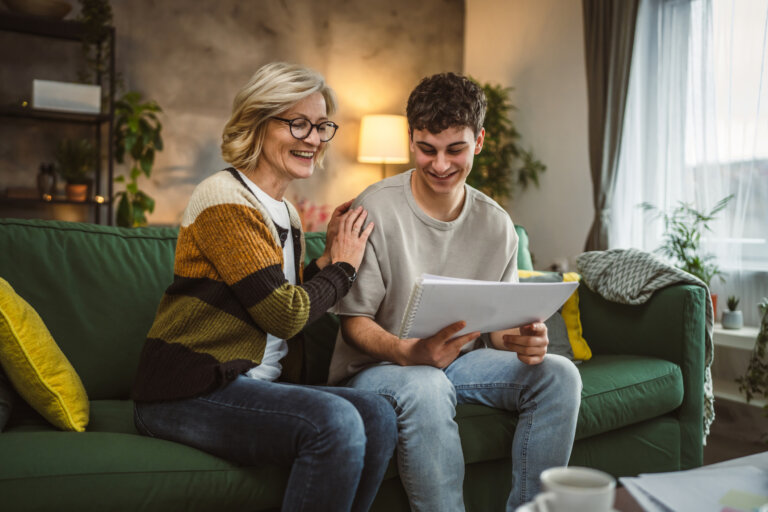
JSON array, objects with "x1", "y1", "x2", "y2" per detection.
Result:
[
  {"x1": 3, "y1": 0, "x2": 591, "y2": 268},
  {"x1": 1, "y1": 0, "x2": 464, "y2": 224},
  {"x1": 464, "y1": 0, "x2": 593, "y2": 269}
]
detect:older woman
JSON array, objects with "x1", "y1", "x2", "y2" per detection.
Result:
[{"x1": 131, "y1": 63, "x2": 396, "y2": 512}]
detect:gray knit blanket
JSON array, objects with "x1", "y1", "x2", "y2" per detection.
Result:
[{"x1": 576, "y1": 248, "x2": 714, "y2": 443}]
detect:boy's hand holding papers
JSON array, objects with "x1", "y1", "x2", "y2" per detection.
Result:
[{"x1": 397, "y1": 274, "x2": 578, "y2": 366}]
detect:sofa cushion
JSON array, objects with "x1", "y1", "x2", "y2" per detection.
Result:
[
  {"x1": 576, "y1": 354, "x2": 684, "y2": 439},
  {"x1": 0, "y1": 219, "x2": 178, "y2": 400},
  {"x1": 0, "y1": 277, "x2": 89, "y2": 432},
  {"x1": 0, "y1": 400, "x2": 289, "y2": 511},
  {"x1": 514, "y1": 225, "x2": 534, "y2": 271},
  {"x1": 518, "y1": 270, "x2": 590, "y2": 360},
  {"x1": 570, "y1": 415, "x2": 682, "y2": 477}
]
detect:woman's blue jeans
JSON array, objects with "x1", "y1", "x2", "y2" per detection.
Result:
[{"x1": 134, "y1": 376, "x2": 398, "y2": 512}]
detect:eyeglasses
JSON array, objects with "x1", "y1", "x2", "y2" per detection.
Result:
[{"x1": 272, "y1": 117, "x2": 339, "y2": 142}]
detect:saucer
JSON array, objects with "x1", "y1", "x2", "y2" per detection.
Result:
[{"x1": 514, "y1": 505, "x2": 619, "y2": 512}]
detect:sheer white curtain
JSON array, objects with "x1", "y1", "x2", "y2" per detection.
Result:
[{"x1": 611, "y1": 0, "x2": 768, "y2": 325}]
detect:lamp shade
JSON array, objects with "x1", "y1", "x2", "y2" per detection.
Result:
[{"x1": 357, "y1": 115, "x2": 410, "y2": 164}]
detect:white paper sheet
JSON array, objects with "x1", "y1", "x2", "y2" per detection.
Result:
[
  {"x1": 620, "y1": 465, "x2": 768, "y2": 512},
  {"x1": 398, "y1": 274, "x2": 578, "y2": 339}
]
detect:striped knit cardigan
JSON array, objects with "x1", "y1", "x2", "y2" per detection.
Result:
[{"x1": 132, "y1": 168, "x2": 351, "y2": 402}]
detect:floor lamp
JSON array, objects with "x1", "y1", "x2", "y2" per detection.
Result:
[{"x1": 358, "y1": 114, "x2": 410, "y2": 179}]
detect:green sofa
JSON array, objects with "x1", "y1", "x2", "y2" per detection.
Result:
[{"x1": 0, "y1": 218, "x2": 706, "y2": 511}]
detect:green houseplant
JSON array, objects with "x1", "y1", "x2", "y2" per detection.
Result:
[
  {"x1": 467, "y1": 80, "x2": 546, "y2": 207},
  {"x1": 641, "y1": 194, "x2": 733, "y2": 315},
  {"x1": 55, "y1": 138, "x2": 94, "y2": 201},
  {"x1": 641, "y1": 195, "x2": 733, "y2": 285},
  {"x1": 722, "y1": 295, "x2": 743, "y2": 330},
  {"x1": 113, "y1": 91, "x2": 163, "y2": 227}
]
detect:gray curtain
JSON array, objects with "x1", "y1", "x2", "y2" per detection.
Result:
[{"x1": 582, "y1": 0, "x2": 640, "y2": 251}]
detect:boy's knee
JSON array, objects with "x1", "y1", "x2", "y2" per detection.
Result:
[
  {"x1": 544, "y1": 354, "x2": 583, "y2": 397},
  {"x1": 395, "y1": 367, "x2": 456, "y2": 416}
]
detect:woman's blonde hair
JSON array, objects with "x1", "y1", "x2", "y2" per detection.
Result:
[{"x1": 221, "y1": 62, "x2": 337, "y2": 171}]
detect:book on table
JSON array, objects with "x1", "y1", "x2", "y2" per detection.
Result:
[{"x1": 397, "y1": 274, "x2": 579, "y2": 339}]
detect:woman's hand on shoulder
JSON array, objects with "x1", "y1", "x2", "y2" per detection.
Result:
[
  {"x1": 317, "y1": 199, "x2": 352, "y2": 268},
  {"x1": 318, "y1": 199, "x2": 354, "y2": 268},
  {"x1": 329, "y1": 206, "x2": 374, "y2": 271}
]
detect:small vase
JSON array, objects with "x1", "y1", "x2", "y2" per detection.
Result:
[
  {"x1": 36, "y1": 163, "x2": 57, "y2": 199},
  {"x1": 721, "y1": 310, "x2": 743, "y2": 330}
]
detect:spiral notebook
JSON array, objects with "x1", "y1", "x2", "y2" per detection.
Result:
[{"x1": 397, "y1": 274, "x2": 579, "y2": 339}]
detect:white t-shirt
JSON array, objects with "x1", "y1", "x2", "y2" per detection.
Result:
[
  {"x1": 327, "y1": 170, "x2": 519, "y2": 384},
  {"x1": 237, "y1": 171, "x2": 294, "y2": 381}
]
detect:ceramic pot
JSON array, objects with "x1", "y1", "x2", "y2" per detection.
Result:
[
  {"x1": 722, "y1": 310, "x2": 743, "y2": 330},
  {"x1": 65, "y1": 183, "x2": 88, "y2": 202}
]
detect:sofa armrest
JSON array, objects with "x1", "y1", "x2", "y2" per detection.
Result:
[{"x1": 578, "y1": 283, "x2": 707, "y2": 469}]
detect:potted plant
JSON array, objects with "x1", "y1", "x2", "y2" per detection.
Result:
[
  {"x1": 642, "y1": 194, "x2": 733, "y2": 316},
  {"x1": 113, "y1": 91, "x2": 163, "y2": 227},
  {"x1": 722, "y1": 295, "x2": 744, "y2": 330},
  {"x1": 55, "y1": 139, "x2": 94, "y2": 202},
  {"x1": 467, "y1": 79, "x2": 546, "y2": 207},
  {"x1": 736, "y1": 298, "x2": 768, "y2": 433}
]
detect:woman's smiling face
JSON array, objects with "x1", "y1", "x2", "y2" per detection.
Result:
[{"x1": 257, "y1": 91, "x2": 328, "y2": 184}]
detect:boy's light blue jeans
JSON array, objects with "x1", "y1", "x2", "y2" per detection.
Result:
[
  {"x1": 134, "y1": 376, "x2": 397, "y2": 512},
  {"x1": 345, "y1": 348, "x2": 582, "y2": 511}
]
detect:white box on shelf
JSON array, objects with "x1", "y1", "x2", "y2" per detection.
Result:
[{"x1": 32, "y1": 79, "x2": 101, "y2": 114}]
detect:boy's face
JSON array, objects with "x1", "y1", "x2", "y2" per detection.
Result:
[{"x1": 409, "y1": 125, "x2": 484, "y2": 199}]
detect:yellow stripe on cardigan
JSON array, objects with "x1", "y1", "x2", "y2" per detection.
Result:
[{"x1": 148, "y1": 294, "x2": 268, "y2": 364}]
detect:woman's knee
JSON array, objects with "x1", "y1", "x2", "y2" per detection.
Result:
[
  {"x1": 310, "y1": 395, "x2": 367, "y2": 453},
  {"x1": 359, "y1": 393, "x2": 398, "y2": 447}
]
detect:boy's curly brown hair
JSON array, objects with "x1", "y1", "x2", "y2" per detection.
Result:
[{"x1": 406, "y1": 72, "x2": 487, "y2": 136}]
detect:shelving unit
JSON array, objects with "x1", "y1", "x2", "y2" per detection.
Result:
[
  {"x1": 712, "y1": 323, "x2": 764, "y2": 407},
  {"x1": 0, "y1": 12, "x2": 115, "y2": 224}
]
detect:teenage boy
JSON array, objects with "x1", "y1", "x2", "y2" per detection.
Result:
[{"x1": 328, "y1": 72, "x2": 582, "y2": 511}]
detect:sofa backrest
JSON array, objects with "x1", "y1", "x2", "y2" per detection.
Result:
[
  {"x1": 0, "y1": 219, "x2": 533, "y2": 396},
  {"x1": 0, "y1": 219, "x2": 178, "y2": 400}
]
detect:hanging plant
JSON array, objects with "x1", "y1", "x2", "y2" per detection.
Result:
[
  {"x1": 467, "y1": 80, "x2": 546, "y2": 207},
  {"x1": 77, "y1": 0, "x2": 113, "y2": 84},
  {"x1": 736, "y1": 298, "x2": 768, "y2": 437}
]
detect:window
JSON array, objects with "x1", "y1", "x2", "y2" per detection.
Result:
[{"x1": 610, "y1": 0, "x2": 768, "y2": 323}]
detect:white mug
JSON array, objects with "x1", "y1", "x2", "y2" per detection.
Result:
[{"x1": 534, "y1": 466, "x2": 616, "y2": 512}]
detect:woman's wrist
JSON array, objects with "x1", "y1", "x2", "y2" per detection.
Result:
[{"x1": 316, "y1": 253, "x2": 331, "y2": 269}]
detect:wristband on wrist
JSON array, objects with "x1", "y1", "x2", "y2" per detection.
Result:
[{"x1": 333, "y1": 261, "x2": 357, "y2": 283}]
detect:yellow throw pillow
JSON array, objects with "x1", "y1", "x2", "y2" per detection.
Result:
[
  {"x1": 0, "y1": 277, "x2": 89, "y2": 431},
  {"x1": 518, "y1": 270, "x2": 592, "y2": 361}
]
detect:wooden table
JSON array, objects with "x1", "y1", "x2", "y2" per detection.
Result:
[{"x1": 614, "y1": 487, "x2": 643, "y2": 512}]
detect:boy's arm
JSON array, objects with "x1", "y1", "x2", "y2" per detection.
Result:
[{"x1": 340, "y1": 315, "x2": 480, "y2": 369}]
